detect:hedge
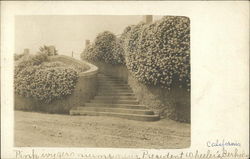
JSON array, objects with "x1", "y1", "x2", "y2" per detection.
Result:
[
  {"x1": 14, "y1": 52, "x2": 49, "y2": 75},
  {"x1": 81, "y1": 44, "x2": 98, "y2": 62},
  {"x1": 81, "y1": 31, "x2": 125, "y2": 65},
  {"x1": 95, "y1": 31, "x2": 116, "y2": 63},
  {"x1": 124, "y1": 16, "x2": 190, "y2": 90},
  {"x1": 113, "y1": 39, "x2": 125, "y2": 65},
  {"x1": 81, "y1": 16, "x2": 190, "y2": 91},
  {"x1": 14, "y1": 53, "x2": 79, "y2": 103}
]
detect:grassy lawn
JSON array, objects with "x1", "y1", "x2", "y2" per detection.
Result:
[{"x1": 15, "y1": 110, "x2": 190, "y2": 148}]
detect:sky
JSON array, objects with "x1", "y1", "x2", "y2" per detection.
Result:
[{"x1": 15, "y1": 15, "x2": 162, "y2": 59}]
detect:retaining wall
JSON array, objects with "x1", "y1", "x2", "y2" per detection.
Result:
[
  {"x1": 14, "y1": 55, "x2": 99, "y2": 114},
  {"x1": 93, "y1": 61, "x2": 190, "y2": 123}
]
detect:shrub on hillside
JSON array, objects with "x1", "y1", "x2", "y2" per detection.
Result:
[
  {"x1": 123, "y1": 23, "x2": 145, "y2": 57},
  {"x1": 81, "y1": 16, "x2": 190, "y2": 90},
  {"x1": 124, "y1": 16, "x2": 190, "y2": 90},
  {"x1": 81, "y1": 44, "x2": 98, "y2": 62},
  {"x1": 119, "y1": 25, "x2": 133, "y2": 49},
  {"x1": 15, "y1": 52, "x2": 49, "y2": 76},
  {"x1": 14, "y1": 53, "x2": 79, "y2": 103},
  {"x1": 113, "y1": 39, "x2": 125, "y2": 65},
  {"x1": 81, "y1": 31, "x2": 125, "y2": 65},
  {"x1": 110, "y1": 25, "x2": 135, "y2": 65},
  {"x1": 94, "y1": 31, "x2": 117, "y2": 64}
]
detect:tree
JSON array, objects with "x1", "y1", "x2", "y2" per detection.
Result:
[{"x1": 39, "y1": 45, "x2": 58, "y2": 56}]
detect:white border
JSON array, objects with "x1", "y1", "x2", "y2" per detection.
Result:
[{"x1": 1, "y1": 1, "x2": 249, "y2": 159}]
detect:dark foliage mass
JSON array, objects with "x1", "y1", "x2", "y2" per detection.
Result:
[
  {"x1": 14, "y1": 53, "x2": 79, "y2": 103},
  {"x1": 81, "y1": 16, "x2": 190, "y2": 91}
]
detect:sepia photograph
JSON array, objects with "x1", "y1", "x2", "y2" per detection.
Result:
[
  {"x1": 1, "y1": 1, "x2": 249, "y2": 159},
  {"x1": 14, "y1": 15, "x2": 190, "y2": 148}
]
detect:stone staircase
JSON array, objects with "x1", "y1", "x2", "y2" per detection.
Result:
[{"x1": 70, "y1": 74, "x2": 160, "y2": 121}]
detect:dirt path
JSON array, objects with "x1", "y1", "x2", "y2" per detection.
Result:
[{"x1": 15, "y1": 111, "x2": 190, "y2": 148}]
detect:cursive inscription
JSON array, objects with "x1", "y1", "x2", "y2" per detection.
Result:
[
  {"x1": 207, "y1": 139, "x2": 241, "y2": 148},
  {"x1": 14, "y1": 147, "x2": 249, "y2": 159}
]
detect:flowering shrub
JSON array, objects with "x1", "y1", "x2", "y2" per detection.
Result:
[
  {"x1": 124, "y1": 16, "x2": 190, "y2": 90},
  {"x1": 123, "y1": 23, "x2": 145, "y2": 57},
  {"x1": 94, "y1": 31, "x2": 117, "y2": 64},
  {"x1": 122, "y1": 23, "x2": 146, "y2": 78},
  {"x1": 81, "y1": 44, "x2": 98, "y2": 62},
  {"x1": 119, "y1": 25, "x2": 133, "y2": 45},
  {"x1": 118, "y1": 25, "x2": 134, "y2": 60},
  {"x1": 81, "y1": 31, "x2": 125, "y2": 65},
  {"x1": 15, "y1": 52, "x2": 49, "y2": 75},
  {"x1": 81, "y1": 38, "x2": 125, "y2": 64},
  {"x1": 81, "y1": 16, "x2": 190, "y2": 91},
  {"x1": 14, "y1": 53, "x2": 79, "y2": 103},
  {"x1": 113, "y1": 39, "x2": 125, "y2": 64}
]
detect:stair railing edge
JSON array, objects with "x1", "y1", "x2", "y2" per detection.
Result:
[{"x1": 50, "y1": 55, "x2": 99, "y2": 77}]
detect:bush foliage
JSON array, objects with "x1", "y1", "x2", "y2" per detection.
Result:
[
  {"x1": 14, "y1": 53, "x2": 79, "y2": 103},
  {"x1": 124, "y1": 16, "x2": 190, "y2": 90},
  {"x1": 14, "y1": 52, "x2": 49, "y2": 75},
  {"x1": 81, "y1": 44, "x2": 98, "y2": 62},
  {"x1": 81, "y1": 16, "x2": 190, "y2": 90},
  {"x1": 94, "y1": 31, "x2": 117, "y2": 64},
  {"x1": 81, "y1": 31, "x2": 125, "y2": 64},
  {"x1": 113, "y1": 39, "x2": 125, "y2": 64}
]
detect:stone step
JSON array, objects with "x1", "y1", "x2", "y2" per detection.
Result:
[
  {"x1": 98, "y1": 88, "x2": 132, "y2": 92},
  {"x1": 98, "y1": 85, "x2": 130, "y2": 89},
  {"x1": 72, "y1": 107, "x2": 154, "y2": 115},
  {"x1": 69, "y1": 110, "x2": 160, "y2": 121},
  {"x1": 98, "y1": 75, "x2": 123, "y2": 80},
  {"x1": 97, "y1": 77, "x2": 124, "y2": 80},
  {"x1": 94, "y1": 96, "x2": 137, "y2": 100},
  {"x1": 99, "y1": 83, "x2": 129, "y2": 86},
  {"x1": 90, "y1": 99, "x2": 139, "y2": 104},
  {"x1": 97, "y1": 92, "x2": 135, "y2": 96},
  {"x1": 72, "y1": 73, "x2": 160, "y2": 121},
  {"x1": 98, "y1": 80, "x2": 127, "y2": 84},
  {"x1": 84, "y1": 103, "x2": 147, "y2": 109},
  {"x1": 97, "y1": 74, "x2": 112, "y2": 77},
  {"x1": 99, "y1": 86, "x2": 132, "y2": 91},
  {"x1": 98, "y1": 87, "x2": 133, "y2": 93},
  {"x1": 98, "y1": 90, "x2": 134, "y2": 94},
  {"x1": 98, "y1": 80, "x2": 124, "y2": 83},
  {"x1": 98, "y1": 82, "x2": 127, "y2": 85}
]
